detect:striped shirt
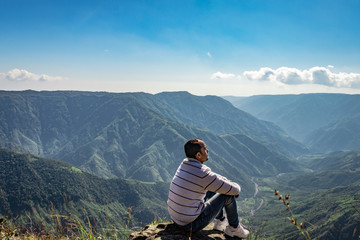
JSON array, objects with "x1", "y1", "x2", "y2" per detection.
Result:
[{"x1": 167, "y1": 158, "x2": 241, "y2": 226}]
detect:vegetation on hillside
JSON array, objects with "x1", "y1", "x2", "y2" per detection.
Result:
[
  {"x1": 2, "y1": 148, "x2": 360, "y2": 239},
  {"x1": 0, "y1": 148, "x2": 169, "y2": 233},
  {"x1": 244, "y1": 175, "x2": 360, "y2": 239}
]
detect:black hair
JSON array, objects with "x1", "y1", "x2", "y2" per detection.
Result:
[{"x1": 184, "y1": 139, "x2": 202, "y2": 158}]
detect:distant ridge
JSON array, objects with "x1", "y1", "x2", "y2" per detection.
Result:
[
  {"x1": 153, "y1": 91, "x2": 307, "y2": 157},
  {"x1": 224, "y1": 93, "x2": 360, "y2": 153}
]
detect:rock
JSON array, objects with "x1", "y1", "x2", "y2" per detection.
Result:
[{"x1": 128, "y1": 222, "x2": 239, "y2": 240}]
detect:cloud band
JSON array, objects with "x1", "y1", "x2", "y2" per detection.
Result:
[{"x1": 243, "y1": 66, "x2": 360, "y2": 88}]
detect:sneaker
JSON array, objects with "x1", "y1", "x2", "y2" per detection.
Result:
[
  {"x1": 213, "y1": 217, "x2": 228, "y2": 232},
  {"x1": 224, "y1": 222, "x2": 249, "y2": 239}
]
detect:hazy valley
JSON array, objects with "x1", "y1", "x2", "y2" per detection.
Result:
[{"x1": 224, "y1": 94, "x2": 360, "y2": 153}]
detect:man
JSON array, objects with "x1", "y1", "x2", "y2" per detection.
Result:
[{"x1": 167, "y1": 138, "x2": 249, "y2": 239}]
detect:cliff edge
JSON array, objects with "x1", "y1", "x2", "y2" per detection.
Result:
[{"x1": 128, "y1": 222, "x2": 240, "y2": 240}]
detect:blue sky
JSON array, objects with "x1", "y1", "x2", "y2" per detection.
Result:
[{"x1": 1, "y1": 0, "x2": 360, "y2": 96}]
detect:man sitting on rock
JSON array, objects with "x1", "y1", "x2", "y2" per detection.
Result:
[{"x1": 167, "y1": 138, "x2": 249, "y2": 239}]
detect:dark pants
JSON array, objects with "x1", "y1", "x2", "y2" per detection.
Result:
[{"x1": 183, "y1": 192, "x2": 239, "y2": 232}]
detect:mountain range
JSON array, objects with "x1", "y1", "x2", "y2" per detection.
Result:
[
  {"x1": 0, "y1": 90, "x2": 308, "y2": 194},
  {"x1": 224, "y1": 93, "x2": 360, "y2": 153}
]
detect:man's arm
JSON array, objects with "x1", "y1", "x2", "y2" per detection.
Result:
[{"x1": 204, "y1": 172, "x2": 241, "y2": 196}]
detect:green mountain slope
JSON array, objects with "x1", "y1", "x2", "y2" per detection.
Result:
[
  {"x1": 247, "y1": 150, "x2": 360, "y2": 240},
  {"x1": 297, "y1": 186, "x2": 360, "y2": 240},
  {"x1": 0, "y1": 90, "x2": 305, "y2": 197},
  {"x1": 0, "y1": 148, "x2": 169, "y2": 229},
  {"x1": 224, "y1": 94, "x2": 360, "y2": 153}
]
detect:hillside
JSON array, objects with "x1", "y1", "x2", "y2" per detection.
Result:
[
  {"x1": 273, "y1": 152, "x2": 360, "y2": 191},
  {"x1": 245, "y1": 151, "x2": 360, "y2": 239},
  {"x1": 0, "y1": 148, "x2": 169, "y2": 229},
  {"x1": 223, "y1": 93, "x2": 360, "y2": 153},
  {"x1": 306, "y1": 151, "x2": 360, "y2": 171},
  {"x1": 250, "y1": 184, "x2": 360, "y2": 240},
  {"x1": 0, "y1": 90, "x2": 307, "y2": 197}
]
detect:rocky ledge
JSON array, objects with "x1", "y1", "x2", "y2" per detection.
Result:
[{"x1": 128, "y1": 222, "x2": 241, "y2": 240}]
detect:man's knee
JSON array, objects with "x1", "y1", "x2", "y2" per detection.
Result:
[{"x1": 221, "y1": 194, "x2": 236, "y2": 205}]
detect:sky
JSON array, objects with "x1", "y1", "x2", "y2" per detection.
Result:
[{"x1": 1, "y1": 0, "x2": 360, "y2": 96}]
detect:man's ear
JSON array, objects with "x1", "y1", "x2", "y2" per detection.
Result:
[{"x1": 195, "y1": 152, "x2": 200, "y2": 159}]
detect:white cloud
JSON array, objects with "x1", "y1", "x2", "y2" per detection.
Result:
[
  {"x1": 243, "y1": 66, "x2": 360, "y2": 88},
  {"x1": 207, "y1": 51, "x2": 212, "y2": 58},
  {"x1": 242, "y1": 67, "x2": 276, "y2": 82},
  {"x1": 0, "y1": 68, "x2": 63, "y2": 82},
  {"x1": 211, "y1": 71, "x2": 236, "y2": 80}
]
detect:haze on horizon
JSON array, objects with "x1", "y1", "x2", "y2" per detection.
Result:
[{"x1": 1, "y1": 0, "x2": 360, "y2": 96}]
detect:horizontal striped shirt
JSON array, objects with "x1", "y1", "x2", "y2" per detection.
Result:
[{"x1": 167, "y1": 158, "x2": 241, "y2": 226}]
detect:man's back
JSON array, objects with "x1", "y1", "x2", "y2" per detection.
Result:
[{"x1": 167, "y1": 158, "x2": 240, "y2": 226}]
